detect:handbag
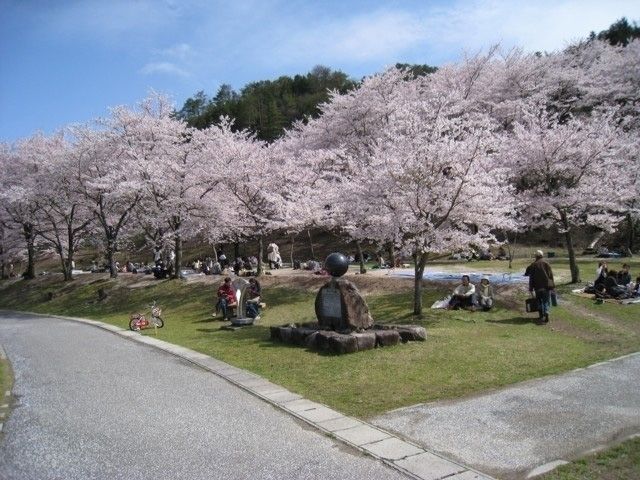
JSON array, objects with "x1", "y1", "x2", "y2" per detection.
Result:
[{"x1": 525, "y1": 297, "x2": 539, "y2": 313}]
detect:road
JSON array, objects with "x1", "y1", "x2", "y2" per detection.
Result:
[{"x1": 0, "y1": 312, "x2": 406, "y2": 480}]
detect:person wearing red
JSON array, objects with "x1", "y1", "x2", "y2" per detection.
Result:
[{"x1": 215, "y1": 277, "x2": 236, "y2": 320}]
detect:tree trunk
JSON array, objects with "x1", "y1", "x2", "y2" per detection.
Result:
[
  {"x1": 57, "y1": 246, "x2": 72, "y2": 282},
  {"x1": 356, "y1": 241, "x2": 366, "y2": 274},
  {"x1": 627, "y1": 213, "x2": 636, "y2": 255},
  {"x1": 413, "y1": 253, "x2": 427, "y2": 316},
  {"x1": 388, "y1": 243, "x2": 396, "y2": 268},
  {"x1": 560, "y1": 211, "x2": 580, "y2": 283},
  {"x1": 172, "y1": 234, "x2": 183, "y2": 279},
  {"x1": 234, "y1": 242, "x2": 240, "y2": 260},
  {"x1": 257, "y1": 235, "x2": 264, "y2": 276},
  {"x1": 22, "y1": 223, "x2": 36, "y2": 280},
  {"x1": 106, "y1": 230, "x2": 118, "y2": 278},
  {"x1": 0, "y1": 244, "x2": 5, "y2": 279},
  {"x1": 289, "y1": 234, "x2": 295, "y2": 266},
  {"x1": 307, "y1": 229, "x2": 315, "y2": 259}
]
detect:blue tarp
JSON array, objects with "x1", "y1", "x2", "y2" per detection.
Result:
[{"x1": 391, "y1": 270, "x2": 528, "y2": 284}]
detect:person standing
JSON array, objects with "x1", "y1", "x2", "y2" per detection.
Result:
[
  {"x1": 528, "y1": 250, "x2": 555, "y2": 323},
  {"x1": 267, "y1": 243, "x2": 281, "y2": 269}
]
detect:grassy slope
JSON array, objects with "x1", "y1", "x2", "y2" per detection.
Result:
[{"x1": 1, "y1": 256, "x2": 638, "y2": 419}]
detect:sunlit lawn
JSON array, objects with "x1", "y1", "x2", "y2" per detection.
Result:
[
  {"x1": 1, "y1": 254, "x2": 639, "y2": 419},
  {"x1": 540, "y1": 437, "x2": 640, "y2": 480}
]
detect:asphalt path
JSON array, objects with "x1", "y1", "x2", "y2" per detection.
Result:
[
  {"x1": 0, "y1": 312, "x2": 406, "y2": 480},
  {"x1": 373, "y1": 352, "x2": 640, "y2": 479}
]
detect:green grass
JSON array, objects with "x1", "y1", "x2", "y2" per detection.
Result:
[
  {"x1": 541, "y1": 437, "x2": 640, "y2": 480},
  {"x1": 0, "y1": 352, "x2": 11, "y2": 413},
  {"x1": 1, "y1": 262, "x2": 639, "y2": 419}
]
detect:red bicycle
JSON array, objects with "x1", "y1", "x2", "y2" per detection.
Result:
[{"x1": 129, "y1": 301, "x2": 164, "y2": 331}]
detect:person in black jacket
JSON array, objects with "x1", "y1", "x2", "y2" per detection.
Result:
[
  {"x1": 617, "y1": 263, "x2": 631, "y2": 286},
  {"x1": 604, "y1": 270, "x2": 627, "y2": 298},
  {"x1": 528, "y1": 250, "x2": 555, "y2": 323}
]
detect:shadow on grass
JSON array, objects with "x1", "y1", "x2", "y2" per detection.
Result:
[
  {"x1": 192, "y1": 317, "x2": 218, "y2": 324},
  {"x1": 486, "y1": 316, "x2": 541, "y2": 325},
  {"x1": 196, "y1": 327, "x2": 226, "y2": 333}
]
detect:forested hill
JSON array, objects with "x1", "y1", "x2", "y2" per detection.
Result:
[{"x1": 175, "y1": 63, "x2": 436, "y2": 142}]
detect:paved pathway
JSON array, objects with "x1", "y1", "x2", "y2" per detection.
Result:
[
  {"x1": 0, "y1": 312, "x2": 488, "y2": 480},
  {"x1": 372, "y1": 352, "x2": 640, "y2": 479}
]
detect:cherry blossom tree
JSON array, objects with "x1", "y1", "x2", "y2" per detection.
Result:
[
  {"x1": 0, "y1": 206, "x2": 25, "y2": 279},
  {"x1": 29, "y1": 133, "x2": 94, "y2": 281},
  {"x1": 350, "y1": 98, "x2": 516, "y2": 313},
  {"x1": 284, "y1": 66, "x2": 517, "y2": 314},
  {"x1": 505, "y1": 103, "x2": 627, "y2": 283},
  {"x1": 201, "y1": 119, "x2": 284, "y2": 276},
  {"x1": 71, "y1": 122, "x2": 144, "y2": 278},
  {"x1": 0, "y1": 137, "x2": 47, "y2": 279}
]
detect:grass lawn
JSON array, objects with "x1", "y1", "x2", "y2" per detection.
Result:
[
  {"x1": 1, "y1": 255, "x2": 639, "y2": 419},
  {"x1": 541, "y1": 436, "x2": 640, "y2": 480}
]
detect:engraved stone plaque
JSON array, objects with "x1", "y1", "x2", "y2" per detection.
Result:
[{"x1": 320, "y1": 286, "x2": 342, "y2": 320}]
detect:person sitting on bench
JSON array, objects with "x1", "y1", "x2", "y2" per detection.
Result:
[
  {"x1": 215, "y1": 277, "x2": 237, "y2": 320},
  {"x1": 245, "y1": 277, "x2": 262, "y2": 320}
]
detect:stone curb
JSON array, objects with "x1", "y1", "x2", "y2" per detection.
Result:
[{"x1": 6, "y1": 311, "x2": 494, "y2": 480}]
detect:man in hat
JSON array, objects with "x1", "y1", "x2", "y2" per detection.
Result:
[{"x1": 528, "y1": 250, "x2": 555, "y2": 323}]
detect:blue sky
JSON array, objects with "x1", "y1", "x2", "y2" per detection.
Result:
[{"x1": 1, "y1": 0, "x2": 639, "y2": 142}]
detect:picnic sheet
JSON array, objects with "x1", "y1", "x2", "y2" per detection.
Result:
[{"x1": 571, "y1": 288, "x2": 640, "y2": 304}]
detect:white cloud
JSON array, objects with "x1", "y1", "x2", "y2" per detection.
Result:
[
  {"x1": 421, "y1": 0, "x2": 640, "y2": 59},
  {"x1": 139, "y1": 62, "x2": 190, "y2": 77},
  {"x1": 260, "y1": 0, "x2": 639, "y2": 69},
  {"x1": 158, "y1": 43, "x2": 194, "y2": 60},
  {"x1": 270, "y1": 9, "x2": 428, "y2": 66}
]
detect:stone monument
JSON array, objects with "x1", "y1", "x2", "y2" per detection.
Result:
[
  {"x1": 229, "y1": 277, "x2": 254, "y2": 326},
  {"x1": 270, "y1": 252, "x2": 427, "y2": 354},
  {"x1": 314, "y1": 252, "x2": 373, "y2": 331}
]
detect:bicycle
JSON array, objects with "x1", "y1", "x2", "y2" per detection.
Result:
[{"x1": 129, "y1": 300, "x2": 164, "y2": 331}]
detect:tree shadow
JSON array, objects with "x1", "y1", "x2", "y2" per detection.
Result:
[
  {"x1": 192, "y1": 317, "x2": 218, "y2": 324},
  {"x1": 486, "y1": 316, "x2": 542, "y2": 325}
]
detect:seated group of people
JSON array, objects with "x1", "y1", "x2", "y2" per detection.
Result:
[
  {"x1": 590, "y1": 262, "x2": 639, "y2": 299},
  {"x1": 214, "y1": 277, "x2": 262, "y2": 321},
  {"x1": 447, "y1": 275, "x2": 495, "y2": 311},
  {"x1": 193, "y1": 255, "x2": 260, "y2": 276}
]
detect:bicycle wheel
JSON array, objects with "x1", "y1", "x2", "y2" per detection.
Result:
[
  {"x1": 152, "y1": 316, "x2": 164, "y2": 328},
  {"x1": 129, "y1": 315, "x2": 142, "y2": 331}
]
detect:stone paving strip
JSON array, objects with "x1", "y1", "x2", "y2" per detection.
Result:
[{"x1": 39, "y1": 313, "x2": 495, "y2": 480}]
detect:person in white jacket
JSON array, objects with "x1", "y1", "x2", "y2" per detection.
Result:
[{"x1": 448, "y1": 275, "x2": 476, "y2": 310}]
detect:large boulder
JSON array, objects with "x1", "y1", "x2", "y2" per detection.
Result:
[
  {"x1": 394, "y1": 325, "x2": 427, "y2": 342},
  {"x1": 374, "y1": 329, "x2": 400, "y2": 347},
  {"x1": 315, "y1": 279, "x2": 374, "y2": 331},
  {"x1": 352, "y1": 332, "x2": 376, "y2": 351},
  {"x1": 316, "y1": 330, "x2": 358, "y2": 354}
]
